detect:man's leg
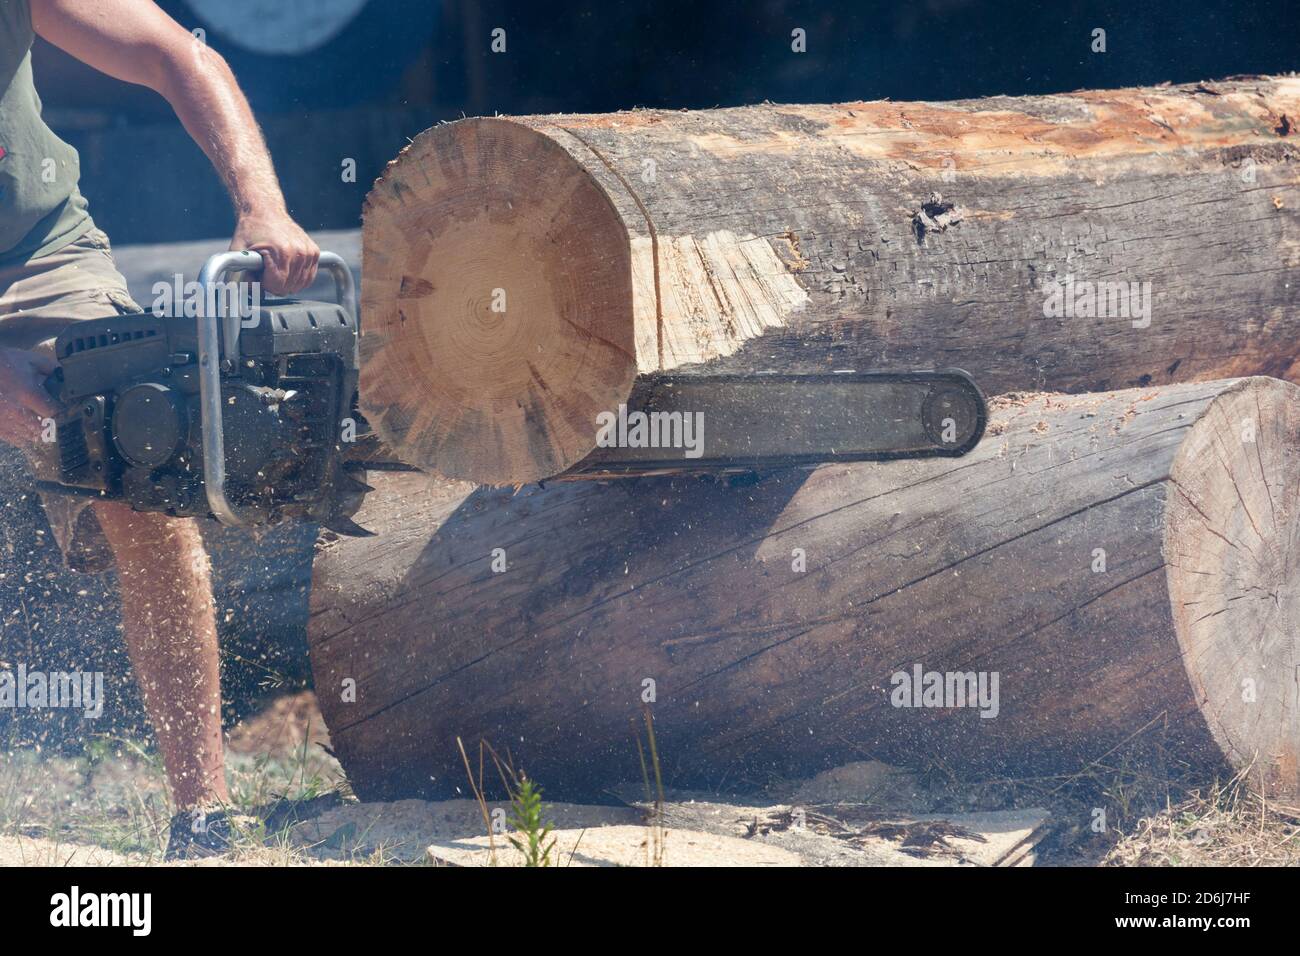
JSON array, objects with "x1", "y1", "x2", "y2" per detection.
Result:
[
  {"x1": 1, "y1": 227, "x2": 228, "y2": 811},
  {"x1": 93, "y1": 500, "x2": 229, "y2": 809}
]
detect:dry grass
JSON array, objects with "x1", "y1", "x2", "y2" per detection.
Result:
[
  {"x1": 1103, "y1": 773, "x2": 1300, "y2": 867},
  {"x1": 0, "y1": 691, "x2": 381, "y2": 865},
  {"x1": 902, "y1": 716, "x2": 1300, "y2": 866}
]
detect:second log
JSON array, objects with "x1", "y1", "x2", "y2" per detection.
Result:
[{"x1": 309, "y1": 376, "x2": 1300, "y2": 801}]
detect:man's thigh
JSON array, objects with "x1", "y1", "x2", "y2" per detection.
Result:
[{"x1": 0, "y1": 226, "x2": 142, "y2": 352}]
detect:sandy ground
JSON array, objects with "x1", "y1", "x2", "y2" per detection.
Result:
[
  {"x1": 2, "y1": 691, "x2": 1295, "y2": 867},
  {"x1": 0, "y1": 836, "x2": 138, "y2": 866}
]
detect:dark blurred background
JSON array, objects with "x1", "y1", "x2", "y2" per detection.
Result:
[{"x1": 32, "y1": 0, "x2": 1300, "y2": 246}]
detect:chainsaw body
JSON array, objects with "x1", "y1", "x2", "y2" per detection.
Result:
[{"x1": 41, "y1": 251, "x2": 375, "y2": 536}]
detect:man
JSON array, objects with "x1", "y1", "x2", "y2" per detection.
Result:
[{"x1": 0, "y1": 0, "x2": 319, "y2": 857}]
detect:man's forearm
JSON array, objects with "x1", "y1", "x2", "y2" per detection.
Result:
[
  {"x1": 155, "y1": 43, "x2": 286, "y2": 219},
  {"x1": 155, "y1": 41, "x2": 321, "y2": 291}
]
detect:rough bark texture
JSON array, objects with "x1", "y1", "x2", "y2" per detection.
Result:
[
  {"x1": 309, "y1": 377, "x2": 1300, "y2": 802},
  {"x1": 360, "y1": 76, "x2": 1300, "y2": 484}
]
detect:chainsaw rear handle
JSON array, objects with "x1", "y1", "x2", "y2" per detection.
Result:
[{"x1": 195, "y1": 249, "x2": 356, "y2": 528}]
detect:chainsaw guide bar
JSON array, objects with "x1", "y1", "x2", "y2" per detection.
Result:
[{"x1": 564, "y1": 369, "x2": 987, "y2": 478}]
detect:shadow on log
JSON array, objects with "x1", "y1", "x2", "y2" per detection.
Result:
[{"x1": 309, "y1": 377, "x2": 1300, "y2": 801}]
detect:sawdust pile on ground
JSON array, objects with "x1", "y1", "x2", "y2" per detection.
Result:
[{"x1": 226, "y1": 690, "x2": 331, "y2": 757}]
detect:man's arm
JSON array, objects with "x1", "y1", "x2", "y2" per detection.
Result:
[{"x1": 30, "y1": 0, "x2": 319, "y2": 294}]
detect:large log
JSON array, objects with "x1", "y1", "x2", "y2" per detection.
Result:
[
  {"x1": 360, "y1": 77, "x2": 1300, "y2": 484},
  {"x1": 309, "y1": 376, "x2": 1300, "y2": 801}
]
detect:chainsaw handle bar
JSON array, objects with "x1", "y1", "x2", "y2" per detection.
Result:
[
  {"x1": 194, "y1": 249, "x2": 356, "y2": 528},
  {"x1": 198, "y1": 249, "x2": 357, "y2": 361}
]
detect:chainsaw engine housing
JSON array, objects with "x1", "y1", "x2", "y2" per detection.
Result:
[{"x1": 46, "y1": 296, "x2": 370, "y2": 531}]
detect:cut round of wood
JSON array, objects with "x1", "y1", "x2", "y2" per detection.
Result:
[
  {"x1": 360, "y1": 77, "x2": 1300, "y2": 484},
  {"x1": 309, "y1": 376, "x2": 1300, "y2": 801},
  {"x1": 360, "y1": 120, "x2": 638, "y2": 484}
]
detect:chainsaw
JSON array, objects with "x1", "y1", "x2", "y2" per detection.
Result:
[
  {"x1": 38, "y1": 249, "x2": 382, "y2": 537},
  {"x1": 36, "y1": 251, "x2": 987, "y2": 535}
]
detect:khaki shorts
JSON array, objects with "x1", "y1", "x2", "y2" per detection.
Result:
[{"x1": 0, "y1": 227, "x2": 144, "y2": 573}]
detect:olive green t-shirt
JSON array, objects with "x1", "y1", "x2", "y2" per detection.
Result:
[{"x1": 0, "y1": 0, "x2": 93, "y2": 266}]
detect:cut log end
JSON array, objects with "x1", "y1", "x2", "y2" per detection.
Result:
[
  {"x1": 1165, "y1": 377, "x2": 1300, "y2": 795},
  {"x1": 359, "y1": 118, "x2": 638, "y2": 484}
]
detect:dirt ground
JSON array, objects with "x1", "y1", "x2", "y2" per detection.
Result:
[{"x1": 1, "y1": 691, "x2": 1296, "y2": 867}]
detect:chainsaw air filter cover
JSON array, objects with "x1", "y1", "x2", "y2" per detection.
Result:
[{"x1": 111, "y1": 382, "x2": 185, "y2": 468}]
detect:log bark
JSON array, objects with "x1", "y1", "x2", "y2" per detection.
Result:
[
  {"x1": 309, "y1": 376, "x2": 1300, "y2": 801},
  {"x1": 359, "y1": 76, "x2": 1300, "y2": 484}
]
